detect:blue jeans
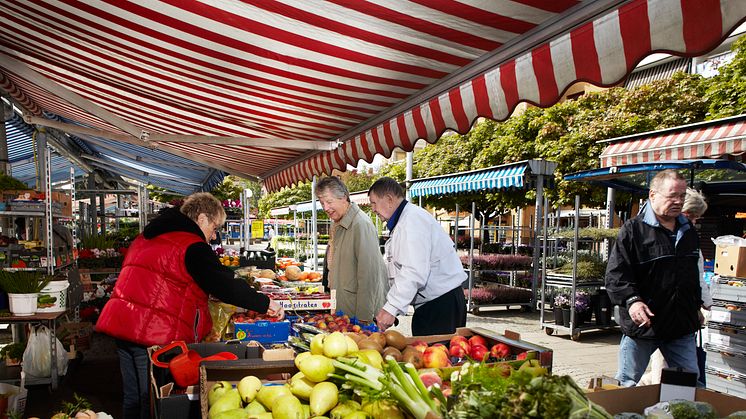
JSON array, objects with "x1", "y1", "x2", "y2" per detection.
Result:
[
  {"x1": 116, "y1": 339, "x2": 150, "y2": 419},
  {"x1": 616, "y1": 333, "x2": 699, "y2": 387}
]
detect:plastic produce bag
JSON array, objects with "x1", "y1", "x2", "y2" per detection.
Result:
[
  {"x1": 22, "y1": 325, "x2": 68, "y2": 378},
  {"x1": 205, "y1": 301, "x2": 237, "y2": 342}
]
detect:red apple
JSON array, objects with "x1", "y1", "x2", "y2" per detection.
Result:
[
  {"x1": 431, "y1": 343, "x2": 448, "y2": 354},
  {"x1": 449, "y1": 344, "x2": 467, "y2": 358},
  {"x1": 468, "y1": 335, "x2": 487, "y2": 348},
  {"x1": 317, "y1": 321, "x2": 327, "y2": 330},
  {"x1": 418, "y1": 371, "x2": 442, "y2": 389},
  {"x1": 411, "y1": 340, "x2": 429, "y2": 353},
  {"x1": 516, "y1": 351, "x2": 528, "y2": 360},
  {"x1": 490, "y1": 343, "x2": 511, "y2": 359},
  {"x1": 469, "y1": 344, "x2": 488, "y2": 361},
  {"x1": 351, "y1": 325, "x2": 361, "y2": 333},
  {"x1": 449, "y1": 335, "x2": 468, "y2": 346},
  {"x1": 423, "y1": 347, "x2": 451, "y2": 368}
]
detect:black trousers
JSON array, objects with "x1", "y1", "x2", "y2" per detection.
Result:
[{"x1": 411, "y1": 285, "x2": 467, "y2": 336}]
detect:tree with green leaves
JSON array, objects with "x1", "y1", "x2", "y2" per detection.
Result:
[{"x1": 706, "y1": 35, "x2": 746, "y2": 118}]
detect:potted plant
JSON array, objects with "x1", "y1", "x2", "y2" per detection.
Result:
[
  {"x1": 0, "y1": 341, "x2": 25, "y2": 366},
  {"x1": 574, "y1": 291, "x2": 592, "y2": 326},
  {"x1": 0, "y1": 271, "x2": 52, "y2": 316},
  {"x1": 553, "y1": 293, "x2": 570, "y2": 326}
]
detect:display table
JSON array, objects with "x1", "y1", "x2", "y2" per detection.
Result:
[{"x1": 0, "y1": 311, "x2": 65, "y2": 390}]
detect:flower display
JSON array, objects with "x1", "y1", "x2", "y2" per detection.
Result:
[
  {"x1": 78, "y1": 247, "x2": 126, "y2": 269},
  {"x1": 553, "y1": 293, "x2": 571, "y2": 309},
  {"x1": 575, "y1": 291, "x2": 591, "y2": 313}
]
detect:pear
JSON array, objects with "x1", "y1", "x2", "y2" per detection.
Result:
[
  {"x1": 309, "y1": 381, "x2": 338, "y2": 416},
  {"x1": 288, "y1": 371, "x2": 316, "y2": 400},
  {"x1": 271, "y1": 394, "x2": 304, "y2": 419},
  {"x1": 237, "y1": 375, "x2": 262, "y2": 403},
  {"x1": 356, "y1": 349, "x2": 384, "y2": 369},
  {"x1": 208, "y1": 381, "x2": 233, "y2": 406},
  {"x1": 208, "y1": 388, "x2": 241, "y2": 418},
  {"x1": 247, "y1": 413, "x2": 272, "y2": 419},
  {"x1": 345, "y1": 335, "x2": 359, "y2": 353},
  {"x1": 301, "y1": 403, "x2": 311, "y2": 418},
  {"x1": 255, "y1": 384, "x2": 292, "y2": 411},
  {"x1": 517, "y1": 359, "x2": 547, "y2": 377},
  {"x1": 244, "y1": 399, "x2": 267, "y2": 414},
  {"x1": 362, "y1": 399, "x2": 405, "y2": 419},
  {"x1": 298, "y1": 354, "x2": 335, "y2": 383},
  {"x1": 323, "y1": 331, "x2": 348, "y2": 358},
  {"x1": 310, "y1": 333, "x2": 326, "y2": 355},
  {"x1": 344, "y1": 412, "x2": 369, "y2": 419},
  {"x1": 210, "y1": 408, "x2": 248, "y2": 419},
  {"x1": 294, "y1": 351, "x2": 312, "y2": 369},
  {"x1": 330, "y1": 400, "x2": 361, "y2": 419}
]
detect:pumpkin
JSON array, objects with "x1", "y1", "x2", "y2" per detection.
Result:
[{"x1": 285, "y1": 265, "x2": 302, "y2": 281}]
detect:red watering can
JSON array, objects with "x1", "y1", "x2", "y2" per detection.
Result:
[{"x1": 150, "y1": 341, "x2": 238, "y2": 387}]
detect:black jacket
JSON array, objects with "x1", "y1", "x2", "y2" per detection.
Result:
[
  {"x1": 605, "y1": 205, "x2": 701, "y2": 340},
  {"x1": 143, "y1": 207, "x2": 269, "y2": 312}
]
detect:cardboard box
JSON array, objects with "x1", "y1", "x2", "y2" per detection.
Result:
[
  {"x1": 199, "y1": 359, "x2": 297, "y2": 419},
  {"x1": 715, "y1": 244, "x2": 746, "y2": 279},
  {"x1": 586, "y1": 384, "x2": 746, "y2": 415},
  {"x1": 51, "y1": 191, "x2": 72, "y2": 217},
  {"x1": 233, "y1": 320, "x2": 290, "y2": 344},
  {"x1": 149, "y1": 342, "x2": 260, "y2": 419},
  {"x1": 406, "y1": 327, "x2": 553, "y2": 371},
  {"x1": 243, "y1": 340, "x2": 295, "y2": 362}
]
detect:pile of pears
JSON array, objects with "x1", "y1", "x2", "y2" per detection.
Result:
[{"x1": 207, "y1": 330, "x2": 405, "y2": 418}]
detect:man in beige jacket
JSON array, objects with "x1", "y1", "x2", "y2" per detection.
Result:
[{"x1": 316, "y1": 176, "x2": 388, "y2": 322}]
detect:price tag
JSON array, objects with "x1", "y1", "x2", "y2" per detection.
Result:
[
  {"x1": 711, "y1": 310, "x2": 731, "y2": 323},
  {"x1": 707, "y1": 331, "x2": 730, "y2": 347}
]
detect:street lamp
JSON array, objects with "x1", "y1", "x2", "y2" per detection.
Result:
[{"x1": 289, "y1": 204, "x2": 298, "y2": 260}]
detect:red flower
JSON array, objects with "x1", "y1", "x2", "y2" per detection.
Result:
[{"x1": 79, "y1": 249, "x2": 94, "y2": 259}]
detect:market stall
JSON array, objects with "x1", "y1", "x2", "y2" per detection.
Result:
[{"x1": 409, "y1": 159, "x2": 557, "y2": 313}]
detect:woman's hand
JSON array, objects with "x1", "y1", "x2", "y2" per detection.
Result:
[{"x1": 267, "y1": 299, "x2": 284, "y2": 320}]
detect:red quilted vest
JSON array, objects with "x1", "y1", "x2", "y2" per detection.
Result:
[{"x1": 96, "y1": 231, "x2": 212, "y2": 346}]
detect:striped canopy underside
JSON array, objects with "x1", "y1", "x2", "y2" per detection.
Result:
[
  {"x1": 0, "y1": 0, "x2": 744, "y2": 193},
  {"x1": 409, "y1": 163, "x2": 527, "y2": 198},
  {"x1": 600, "y1": 116, "x2": 746, "y2": 167}
]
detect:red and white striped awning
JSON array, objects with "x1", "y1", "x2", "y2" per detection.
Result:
[
  {"x1": 600, "y1": 114, "x2": 746, "y2": 167},
  {"x1": 0, "y1": 0, "x2": 744, "y2": 192}
]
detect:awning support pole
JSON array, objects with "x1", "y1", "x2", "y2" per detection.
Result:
[
  {"x1": 311, "y1": 176, "x2": 318, "y2": 270},
  {"x1": 454, "y1": 204, "x2": 459, "y2": 246},
  {"x1": 406, "y1": 152, "x2": 413, "y2": 203},
  {"x1": 468, "y1": 202, "x2": 475, "y2": 312},
  {"x1": 531, "y1": 174, "x2": 545, "y2": 311}
]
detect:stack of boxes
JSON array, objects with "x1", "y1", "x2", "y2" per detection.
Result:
[{"x1": 705, "y1": 238, "x2": 746, "y2": 396}]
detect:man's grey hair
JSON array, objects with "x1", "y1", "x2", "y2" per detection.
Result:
[
  {"x1": 650, "y1": 169, "x2": 686, "y2": 192},
  {"x1": 315, "y1": 176, "x2": 350, "y2": 201},
  {"x1": 368, "y1": 177, "x2": 405, "y2": 199},
  {"x1": 683, "y1": 187, "x2": 708, "y2": 218}
]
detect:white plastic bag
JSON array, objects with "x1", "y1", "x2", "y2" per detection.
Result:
[{"x1": 22, "y1": 325, "x2": 68, "y2": 378}]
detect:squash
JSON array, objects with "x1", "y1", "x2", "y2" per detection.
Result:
[
  {"x1": 285, "y1": 265, "x2": 302, "y2": 281},
  {"x1": 258, "y1": 269, "x2": 276, "y2": 279}
]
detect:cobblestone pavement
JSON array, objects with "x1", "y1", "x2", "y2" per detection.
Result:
[{"x1": 389, "y1": 306, "x2": 622, "y2": 388}]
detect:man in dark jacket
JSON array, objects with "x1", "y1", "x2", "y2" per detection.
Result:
[{"x1": 606, "y1": 170, "x2": 702, "y2": 387}]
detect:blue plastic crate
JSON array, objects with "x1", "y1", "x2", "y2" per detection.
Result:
[{"x1": 233, "y1": 320, "x2": 290, "y2": 344}]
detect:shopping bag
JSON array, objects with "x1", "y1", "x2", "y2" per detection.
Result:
[
  {"x1": 697, "y1": 330, "x2": 706, "y2": 386},
  {"x1": 22, "y1": 325, "x2": 69, "y2": 378},
  {"x1": 0, "y1": 374, "x2": 27, "y2": 417}
]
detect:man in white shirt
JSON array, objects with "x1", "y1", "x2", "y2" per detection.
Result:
[{"x1": 368, "y1": 177, "x2": 467, "y2": 335}]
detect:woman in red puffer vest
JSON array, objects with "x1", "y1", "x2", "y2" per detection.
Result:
[{"x1": 97, "y1": 192, "x2": 284, "y2": 419}]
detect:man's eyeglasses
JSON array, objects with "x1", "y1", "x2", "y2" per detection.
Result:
[{"x1": 653, "y1": 191, "x2": 686, "y2": 201}]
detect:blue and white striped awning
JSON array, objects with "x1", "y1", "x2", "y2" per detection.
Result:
[{"x1": 409, "y1": 160, "x2": 557, "y2": 198}]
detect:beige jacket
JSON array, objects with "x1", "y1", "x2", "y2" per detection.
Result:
[{"x1": 327, "y1": 202, "x2": 388, "y2": 322}]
